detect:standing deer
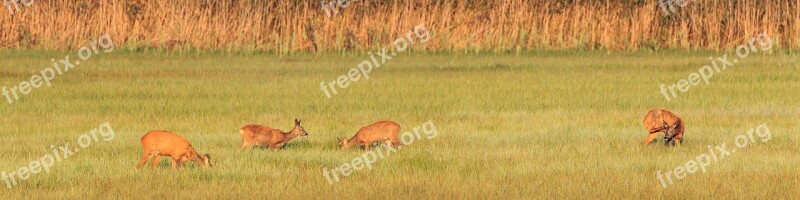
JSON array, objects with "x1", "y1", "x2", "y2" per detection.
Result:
[
  {"x1": 137, "y1": 130, "x2": 211, "y2": 170},
  {"x1": 339, "y1": 121, "x2": 402, "y2": 150},
  {"x1": 240, "y1": 119, "x2": 309, "y2": 150},
  {"x1": 642, "y1": 109, "x2": 685, "y2": 147}
]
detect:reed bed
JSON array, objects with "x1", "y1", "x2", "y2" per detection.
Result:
[{"x1": 0, "y1": 0, "x2": 798, "y2": 52}]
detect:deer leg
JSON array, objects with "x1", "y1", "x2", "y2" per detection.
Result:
[
  {"x1": 151, "y1": 155, "x2": 162, "y2": 169},
  {"x1": 391, "y1": 137, "x2": 404, "y2": 149},
  {"x1": 137, "y1": 152, "x2": 153, "y2": 169},
  {"x1": 673, "y1": 138, "x2": 681, "y2": 148},
  {"x1": 642, "y1": 133, "x2": 660, "y2": 145},
  {"x1": 394, "y1": 137, "x2": 404, "y2": 148},
  {"x1": 363, "y1": 143, "x2": 370, "y2": 151},
  {"x1": 384, "y1": 140, "x2": 393, "y2": 149},
  {"x1": 171, "y1": 158, "x2": 178, "y2": 170}
]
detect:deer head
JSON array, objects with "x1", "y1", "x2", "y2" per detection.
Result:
[
  {"x1": 663, "y1": 124, "x2": 677, "y2": 142},
  {"x1": 182, "y1": 148, "x2": 212, "y2": 169},
  {"x1": 338, "y1": 137, "x2": 351, "y2": 150},
  {"x1": 291, "y1": 119, "x2": 309, "y2": 136}
]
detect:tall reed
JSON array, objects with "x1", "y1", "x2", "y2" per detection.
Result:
[{"x1": 0, "y1": 0, "x2": 797, "y2": 52}]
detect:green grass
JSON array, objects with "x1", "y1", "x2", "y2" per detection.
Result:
[{"x1": 0, "y1": 51, "x2": 798, "y2": 199}]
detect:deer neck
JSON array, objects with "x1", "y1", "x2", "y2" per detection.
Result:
[
  {"x1": 346, "y1": 137, "x2": 359, "y2": 147},
  {"x1": 281, "y1": 130, "x2": 300, "y2": 142}
]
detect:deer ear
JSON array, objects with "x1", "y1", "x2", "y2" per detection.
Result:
[
  {"x1": 294, "y1": 119, "x2": 300, "y2": 125},
  {"x1": 204, "y1": 154, "x2": 210, "y2": 159}
]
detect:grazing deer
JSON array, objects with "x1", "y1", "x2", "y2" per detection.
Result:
[
  {"x1": 642, "y1": 109, "x2": 685, "y2": 147},
  {"x1": 339, "y1": 121, "x2": 402, "y2": 150},
  {"x1": 137, "y1": 130, "x2": 211, "y2": 170},
  {"x1": 240, "y1": 119, "x2": 309, "y2": 150}
]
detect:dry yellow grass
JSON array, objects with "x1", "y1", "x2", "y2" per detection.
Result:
[{"x1": 1, "y1": 0, "x2": 798, "y2": 51}]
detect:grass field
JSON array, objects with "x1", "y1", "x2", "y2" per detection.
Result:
[{"x1": 0, "y1": 51, "x2": 798, "y2": 199}]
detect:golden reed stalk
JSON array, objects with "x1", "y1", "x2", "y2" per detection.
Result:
[{"x1": 0, "y1": 0, "x2": 797, "y2": 52}]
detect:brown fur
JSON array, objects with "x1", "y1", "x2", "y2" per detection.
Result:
[
  {"x1": 137, "y1": 130, "x2": 211, "y2": 170},
  {"x1": 339, "y1": 121, "x2": 402, "y2": 150},
  {"x1": 240, "y1": 119, "x2": 308, "y2": 150},
  {"x1": 642, "y1": 109, "x2": 685, "y2": 147}
]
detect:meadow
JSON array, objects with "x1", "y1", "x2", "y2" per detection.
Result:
[{"x1": 0, "y1": 51, "x2": 798, "y2": 199}]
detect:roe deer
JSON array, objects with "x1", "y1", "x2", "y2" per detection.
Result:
[
  {"x1": 339, "y1": 121, "x2": 401, "y2": 150},
  {"x1": 642, "y1": 109, "x2": 685, "y2": 147},
  {"x1": 137, "y1": 130, "x2": 211, "y2": 170},
  {"x1": 240, "y1": 119, "x2": 309, "y2": 150}
]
